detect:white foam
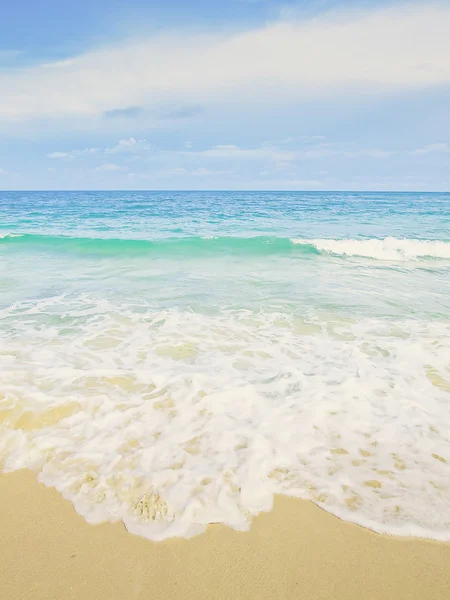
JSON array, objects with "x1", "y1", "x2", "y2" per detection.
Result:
[
  {"x1": 0, "y1": 232, "x2": 22, "y2": 239},
  {"x1": 1, "y1": 298, "x2": 450, "y2": 540},
  {"x1": 292, "y1": 237, "x2": 450, "y2": 261}
]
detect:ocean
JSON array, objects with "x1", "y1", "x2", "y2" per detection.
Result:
[{"x1": 1, "y1": 190, "x2": 450, "y2": 541}]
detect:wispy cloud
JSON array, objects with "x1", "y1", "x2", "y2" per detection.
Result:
[
  {"x1": 44, "y1": 138, "x2": 394, "y2": 184},
  {"x1": 47, "y1": 151, "x2": 70, "y2": 159},
  {"x1": 262, "y1": 136, "x2": 327, "y2": 146},
  {"x1": 245, "y1": 177, "x2": 323, "y2": 190},
  {"x1": 104, "y1": 106, "x2": 144, "y2": 119},
  {"x1": 306, "y1": 148, "x2": 394, "y2": 159},
  {"x1": 182, "y1": 142, "x2": 393, "y2": 162},
  {"x1": 1, "y1": 4, "x2": 450, "y2": 123},
  {"x1": 47, "y1": 138, "x2": 151, "y2": 160},
  {"x1": 0, "y1": 167, "x2": 7, "y2": 175},
  {"x1": 161, "y1": 104, "x2": 204, "y2": 119},
  {"x1": 409, "y1": 143, "x2": 450, "y2": 156},
  {"x1": 128, "y1": 167, "x2": 234, "y2": 180},
  {"x1": 94, "y1": 163, "x2": 127, "y2": 172},
  {"x1": 191, "y1": 167, "x2": 233, "y2": 177},
  {"x1": 106, "y1": 138, "x2": 150, "y2": 154},
  {"x1": 189, "y1": 144, "x2": 297, "y2": 162}
]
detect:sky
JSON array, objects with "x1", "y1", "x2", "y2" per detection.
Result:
[{"x1": 0, "y1": 0, "x2": 449, "y2": 191}]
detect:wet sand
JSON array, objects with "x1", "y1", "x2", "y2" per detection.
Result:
[{"x1": 1, "y1": 470, "x2": 450, "y2": 600}]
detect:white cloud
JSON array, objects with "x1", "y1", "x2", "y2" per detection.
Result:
[
  {"x1": 47, "y1": 138, "x2": 150, "y2": 160},
  {"x1": 191, "y1": 168, "x2": 233, "y2": 176},
  {"x1": 133, "y1": 166, "x2": 233, "y2": 178},
  {"x1": 262, "y1": 135, "x2": 327, "y2": 146},
  {"x1": 290, "y1": 147, "x2": 393, "y2": 160},
  {"x1": 246, "y1": 178, "x2": 323, "y2": 189},
  {"x1": 75, "y1": 147, "x2": 101, "y2": 156},
  {"x1": 320, "y1": 148, "x2": 393, "y2": 159},
  {"x1": 354, "y1": 150, "x2": 393, "y2": 159},
  {"x1": 105, "y1": 138, "x2": 150, "y2": 154},
  {"x1": 409, "y1": 143, "x2": 450, "y2": 156},
  {"x1": 47, "y1": 152, "x2": 70, "y2": 159},
  {"x1": 166, "y1": 167, "x2": 188, "y2": 175},
  {"x1": 183, "y1": 143, "x2": 392, "y2": 162},
  {"x1": 1, "y1": 4, "x2": 450, "y2": 122},
  {"x1": 188, "y1": 144, "x2": 297, "y2": 162},
  {"x1": 44, "y1": 139, "x2": 394, "y2": 179},
  {"x1": 94, "y1": 163, "x2": 127, "y2": 172},
  {"x1": 274, "y1": 161, "x2": 294, "y2": 171},
  {"x1": 0, "y1": 168, "x2": 7, "y2": 175}
]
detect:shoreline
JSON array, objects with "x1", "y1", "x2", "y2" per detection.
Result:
[{"x1": 1, "y1": 470, "x2": 450, "y2": 600}]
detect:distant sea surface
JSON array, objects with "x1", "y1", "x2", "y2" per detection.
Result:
[{"x1": 1, "y1": 191, "x2": 450, "y2": 540}]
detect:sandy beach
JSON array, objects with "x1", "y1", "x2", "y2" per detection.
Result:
[
  {"x1": 2, "y1": 0, "x2": 450, "y2": 596},
  {"x1": 1, "y1": 470, "x2": 449, "y2": 600}
]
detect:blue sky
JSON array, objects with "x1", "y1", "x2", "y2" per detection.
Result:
[{"x1": 0, "y1": 0, "x2": 449, "y2": 190}]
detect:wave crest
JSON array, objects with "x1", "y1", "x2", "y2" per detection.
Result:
[{"x1": 292, "y1": 237, "x2": 450, "y2": 260}]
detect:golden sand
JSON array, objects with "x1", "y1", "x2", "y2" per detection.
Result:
[{"x1": 1, "y1": 470, "x2": 450, "y2": 600}]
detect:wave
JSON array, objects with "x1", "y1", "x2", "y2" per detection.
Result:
[
  {"x1": 1, "y1": 233, "x2": 450, "y2": 261},
  {"x1": 0, "y1": 233, "x2": 317, "y2": 257},
  {"x1": 292, "y1": 237, "x2": 450, "y2": 261}
]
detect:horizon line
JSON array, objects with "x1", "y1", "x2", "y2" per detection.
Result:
[{"x1": 1, "y1": 189, "x2": 449, "y2": 194}]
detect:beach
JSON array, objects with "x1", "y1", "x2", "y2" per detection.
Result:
[
  {"x1": 1, "y1": 190, "x2": 450, "y2": 596},
  {"x1": 2, "y1": 0, "x2": 450, "y2": 595},
  {"x1": 1, "y1": 470, "x2": 450, "y2": 600},
  {"x1": 2, "y1": 191, "x2": 450, "y2": 542}
]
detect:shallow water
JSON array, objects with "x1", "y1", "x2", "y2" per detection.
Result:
[{"x1": 1, "y1": 191, "x2": 450, "y2": 540}]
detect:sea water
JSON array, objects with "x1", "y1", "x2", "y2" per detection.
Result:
[{"x1": 1, "y1": 190, "x2": 449, "y2": 540}]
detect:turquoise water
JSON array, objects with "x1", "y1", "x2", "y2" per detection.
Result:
[{"x1": 1, "y1": 191, "x2": 450, "y2": 540}]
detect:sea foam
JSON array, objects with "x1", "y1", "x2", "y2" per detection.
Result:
[
  {"x1": 292, "y1": 237, "x2": 450, "y2": 260},
  {"x1": 1, "y1": 297, "x2": 450, "y2": 541}
]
